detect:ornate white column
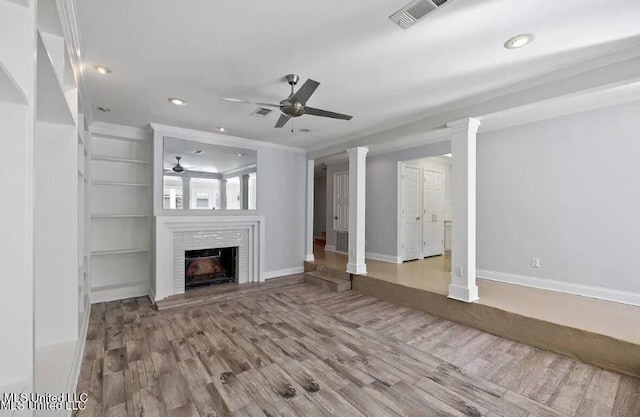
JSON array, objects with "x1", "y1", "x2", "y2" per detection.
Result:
[
  {"x1": 346, "y1": 147, "x2": 368, "y2": 275},
  {"x1": 220, "y1": 178, "x2": 227, "y2": 209},
  {"x1": 305, "y1": 160, "x2": 315, "y2": 262},
  {"x1": 448, "y1": 118, "x2": 480, "y2": 302},
  {"x1": 182, "y1": 176, "x2": 191, "y2": 209},
  {"x1": 241, "y1": 174, "x2": 250, "y2": 210}
]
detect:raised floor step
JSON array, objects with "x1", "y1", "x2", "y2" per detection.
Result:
[
  {"x1": 312, "y1": 264, "x2": 351, "y2": 281},
  {"x1": 304, "y1": 271, "x2": 351, "y2": 293}
]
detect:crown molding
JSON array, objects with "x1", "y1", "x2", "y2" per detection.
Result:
[
  {"x1": 90, "y1": 122, "x2": 151, "y2": 140},
  {"x1": 308, "y1": 47, "x2": 640, "y2": 160},
  {"x1": 150, "y1": 123, "x2": 307, "y2": 154}
]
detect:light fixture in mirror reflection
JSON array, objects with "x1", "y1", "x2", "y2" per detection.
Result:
[{"x1": 163, "y1": 137, "x2": 257, "y2": 210}]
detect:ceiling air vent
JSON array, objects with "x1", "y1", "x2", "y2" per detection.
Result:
[
  {"x1": 389, "y1": 0, "x2": 449, "y2": 29},
  {"x1": 250, "y1": 107, "x2": 273, "y2": 117}
]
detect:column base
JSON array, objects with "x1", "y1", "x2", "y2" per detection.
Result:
[
  {"x1": 346, "y1": 263, "x2": 367, "y2": 275},
  {"x1": 448, "y1": 283, "x2": 479, "y2": 303},
  {"x1": 304, "y1": 254, "x2": 315, "y2": 262}
]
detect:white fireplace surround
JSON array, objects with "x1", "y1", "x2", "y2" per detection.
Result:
[{"x1": 154, "y1": 216, "x2": 265, "y2": 301}]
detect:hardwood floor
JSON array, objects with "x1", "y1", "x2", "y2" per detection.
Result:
[{"x1": 75, "y1": 276, "x2": 640, "y2": 417}]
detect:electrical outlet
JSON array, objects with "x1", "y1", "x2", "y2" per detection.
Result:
[{"x1": 531, "y1": 257, "x2": 540, "y2": 268}]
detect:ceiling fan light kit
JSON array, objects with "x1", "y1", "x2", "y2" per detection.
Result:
[{"x1": 222, "y1": 73, "x2": 353, "y2": 130}]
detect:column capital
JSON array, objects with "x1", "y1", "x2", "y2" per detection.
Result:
[
  {"x1": 447, "y1": 118, "x2": 481, "y2": 134},
  {"x1": 346, "y1": 146, "x2": 369, "y2": 158}
]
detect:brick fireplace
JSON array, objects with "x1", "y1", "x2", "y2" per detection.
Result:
[{"x1": 154, "y1": 216, "x2": 265, "y2": 301}]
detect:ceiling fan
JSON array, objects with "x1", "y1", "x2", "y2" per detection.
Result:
[{"x1": 222, "y1": 74, "x2": 353, "y2": 130}]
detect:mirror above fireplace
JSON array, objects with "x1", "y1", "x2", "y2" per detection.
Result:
[{"x1": 162, "y1": 137, "x2": 257, "y2": 211}]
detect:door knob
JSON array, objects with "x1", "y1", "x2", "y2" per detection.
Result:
[
  {"x1": 416, "y1": 217, "x2": 420, "y2": 221},
  {"x1": 334, "y1": 216, "x2": 338, "y2": 220}
]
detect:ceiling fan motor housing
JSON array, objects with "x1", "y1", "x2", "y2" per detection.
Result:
[{"x1": 280, "y1": 99, "x2": 305, "y2": 117}]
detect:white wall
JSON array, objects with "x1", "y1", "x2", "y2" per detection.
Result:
[
  {"x1": 257, "y1": 147, "x2": 306, "y2": 274},
  {"x1": 477, "y1": 100, "x2": 640, "y2": 295}
]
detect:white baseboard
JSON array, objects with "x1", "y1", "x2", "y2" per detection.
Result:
[
  {"x1": 90, "y1": 283, "x2": 150, "y2": 303},
  {"x1": 477, "y1": 269, "x2": 640, "y2": 307},
  {"x1": 366, "y1": 252, "x2": 402, "y2": 264},
  {"x1": 264, "y1": 267, "x2": 305, "y2": 280},
  {"x1": 324, "y1": 244, "x2": 336, "y2": 252},
  {"x1": 63, "y1": 306, "x2": 91, "y2": 416}
]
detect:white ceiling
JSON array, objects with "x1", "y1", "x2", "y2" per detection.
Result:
[
  {"x1": 163, "y1": 137, "x2": 257, "y2": 174},
  {"x1": 78, "y1": 0, "x2": 640, "y2": 150}
]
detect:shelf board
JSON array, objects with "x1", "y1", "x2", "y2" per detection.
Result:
[
  {"x1": 92, "y1": 214, "x2": 150, "y2": 219},
  {"x1": 92, "y1": 248, "x2": 149, "y2": 256},
  {"x1": 92, "y1": 156, "x2": 149, "y2": 164},
  {"x1": 36, "y1": 32, "x2": 74, "y2": 125},
  {"x1": 92, "y1": 181, "x2": 149, "y2": 187},
  {"x1": 0, "y1": 59, "x2": 28, "y2": 104}
]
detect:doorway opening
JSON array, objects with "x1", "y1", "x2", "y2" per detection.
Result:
[{"x1": 398, "y1": 154, "x2": 452, "y2": 263}]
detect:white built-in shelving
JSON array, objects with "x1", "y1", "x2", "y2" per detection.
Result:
[
  {"x1": 1, "y1": 0, "x2": 88, "y2": 396},
  {"x1": 0, "y1": 0, "x2": 34, "y2": 393},
  {"x1": 90, "y1": 131, "x2": 152, "y2": 301},
  {"x1": 0, "y1": 60, "x2": 28, "y2": 104}
]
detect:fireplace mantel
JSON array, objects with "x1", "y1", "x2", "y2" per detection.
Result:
[{"x1": 153, "y1": 215, "x2": 265, "y2": 301}]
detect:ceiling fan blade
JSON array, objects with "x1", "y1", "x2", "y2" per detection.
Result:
[
  {"x1": 221, "y1": 98, "x2": 280, "y2": 108},
  {"x1": 304, "y1": 107, "x2": 353, "y2": 121},
  {"x1": 275, "y1": 114, "x2": 291, "y2": 128},
  {"x1": 291, "y1": 79, "x2": 320, "y2": 104}
]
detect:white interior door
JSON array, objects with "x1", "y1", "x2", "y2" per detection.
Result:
[
  {"x1": 423, "y1": 169, "x2": 445, "y2": 257},
  {"x1": 333, "y1": 172, "x2": 349, "y2": 231},
  {"x1": 401, "y1": 165, "x2": 421, "y2": 261}
]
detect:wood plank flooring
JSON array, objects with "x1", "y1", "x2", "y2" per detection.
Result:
[{"x1": 75, "y1": 276, "x2": 640, "y2": 417}]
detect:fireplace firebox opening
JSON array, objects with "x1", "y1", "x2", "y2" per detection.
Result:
[{"x1": 185, "y1": 246, "x2": 238, "y2": 289}]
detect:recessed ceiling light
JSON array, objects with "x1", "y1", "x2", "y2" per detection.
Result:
[
  {"x1": 168, "y1": 98, "x2": 187, "y2": 106},
  {"x1": 94, "y1": 65, "x2": 111, "y2": 75},
  {"x1": 217, "y1": 127, "x2": 225, "y2": 132},
  {"x1": 504, "y1": 33, "x2": 535, "y2": 49},
  {"x1": 237, "y1": 153, "x2": 245, "y2": 157},
  {"x1": 299, "y1": 128, "x2": 311, "y2": 133},
  {"x1": 97, "y1": 106, "x2": 110, "y2": 112}
]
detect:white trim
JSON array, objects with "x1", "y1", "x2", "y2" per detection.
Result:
[
  {"x1": 63, "y1": 307, "x2": 91, "y2": 416},
  {"x1": 90, "y1": 122, "x2": 150, "y2": 140},
  {"x1": 365, "y1": 252, "x2": 402, "y2": 264},
  {"x1": 324, "y1": 244, "x2": 336, "y2": 252},
  {"x1": 305, "y1": 160, "x2": 315, "y2": 263},
  {"x1": 57, "y1": 0, "x2": 93, "y2": 126},
  {"x1": 150, "y1": 123, "x2": 306, "y2": 154},
  {"x1": 90, "y1": 283, "x2": 150, "y2": 303},
  {"x1": 264, "y1": 267, "x2": 305, "y2": 279},
  {"x1": 448, "y1": 283, "x2": 479, "y2": 303},
  {"x1": 477, "y1": 269, "x2": 640, "y2": 307},
  {"x1": 396, "y1": 162, "x2": 404, "y2": 262},
  {"x1": 346, "y1": 262, "x2": 367, "y2": 275},
  {"x1": 308, "y1": 53, "x2": 640, "y2": 160}
]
